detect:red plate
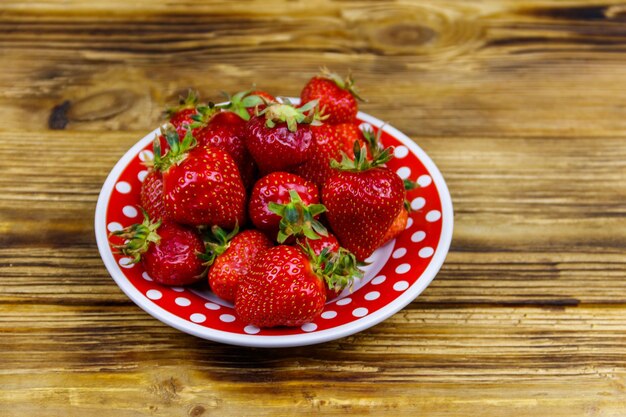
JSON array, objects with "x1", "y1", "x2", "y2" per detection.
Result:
[{"x1": 95, "y1": 106, "x2": 453, "y2": 347}]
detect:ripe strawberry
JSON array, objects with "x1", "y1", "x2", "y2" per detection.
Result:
[
  {"x1": 165, "y1": 89, "x2": 200, "y2": 139},
  {"x1": 322, "y1": 143, "x2": 405, "y2": 261},
  {"x1": 248, "y1": 172, "x2": 325, "y2": 242},
  {"x1": 193, "y1": 110, "x2": 256, "y2": 188},
  {"x1": 244, "y1": 100, "x2": 320, "y2": 173},
  {"x1": 110, "y1": 212, "x2": 205, "y2": 286},
  {"x1": 300, "y1": 68, "x2": 363, "y2": 124},
  {"x1": 154, "y1": 126, "x2": 246, "y2": 228},
  {"x1": 235, "y1": 245, "x2": 327, "y2": 327},
  {"x1": 292, "y1": 122, "x2": 362, "y2": 187},
  {"x1": 204, "y1": 226, "x2": 273, "y2": 303},
  {"x1": 140, "y1": 169, "x2": 168, "y2": 221},
  {"x1": 296, "y1": 233, "x2": 363, "y2": 301}
]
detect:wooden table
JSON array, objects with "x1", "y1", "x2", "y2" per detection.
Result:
[{"x1": 2, "y1": 1, "x2": 626, "y2": 415}]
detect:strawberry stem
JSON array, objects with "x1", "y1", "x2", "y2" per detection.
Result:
[
  {"x1": 319, "y1": 67, "x2": 365, "y2": 102},
  {"x1": 300, "y1": 243, "x2": 365, "y2": 293},
  {"x1": 199, "y1": 224, "x2": 239, "y2": 266},
  {"x1": 330, "y1": 140, "x2": 393, "y2": 172},
  {"x1": 215, "y1": 90, "x2": 266, "y2": 121},
  {"x1": 152, "y1": 124, "x2": 197, "y2": 172},
  {"x1": 110, "y1": 208, "x2": 161, "y2": 263},
  {"x1": 164, "y1": 89, "x2": 200, "y2": 118},
  {"x1": 258, "y1": 100, "x2": 321, "y2": 132},
  {"x1": 268, "y1": 190, "x2": 328, "y2": 243}
]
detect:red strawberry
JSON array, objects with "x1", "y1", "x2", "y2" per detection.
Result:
[
  {"x1": 140, "y1": 169, "x2": 168, "y2": 221},
  {"x1": 235, "y1": 245, "x2": 326, "y2": 327},
  {"x1": 154, "y1": 126, "x2": 246, "y2": 228},
  {"x1": 248, "y1": 172, "x2": 325, "y2": 242},
  {"x1": 300, "y1": 68, "x2": 363, "y2": 124},
  {"x1": 110, "y1": 212, "x2": 205, "y2": 286},
  {"x1": 193, "y1": 110, "x2": 256, "y2": 188},
  {"x1": 296, "y1": 233, "x2": 363, "y2": 301},
  {"x1": 165, "y1": 89, "x2": 200, "y2": 139},
  {"x1": 244, "y1": 90, "x2": 277, "y2": 117},
  {"x1": 322, "y1": 143, "x2": 405, "y2": 261},
  {"x1": 204, "y1": 226, "x2": 273, "y2": 303},
  {"x1": 244, "y1": 100, "x2": 320, "y2": 173},
  {"x1": 292, "y1": 122, "x2": 363, "y2": 187}
]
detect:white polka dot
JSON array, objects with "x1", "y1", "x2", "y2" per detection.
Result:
[
  {"x1": 371, "y1": 275, "x2": 386, "y2": 285},
  {"x1": 393, "y1": 281, "x2": 410, "y2": 291},
  {"x1": 321, "y1": 310, "x2": 337, "y2": 319},
  {"x1": 244, "y1": 325, "x2": 260, "y2": 334},
  {"x1": 392, "y1": 248, "x2": 407, "y2": 259},
  {"x1": 394, "y1": 146, "x2": 409, "y2": 159},
  {"x1": 205, "y1": 302, "x2": 220, "y2": 310},
  {"x1": 122, "y1": 206, "x2": 138, "y2": 218},
  {"x1": 411, "y1": 231, "x2": 426, "y2": 242},
  {"x1": 336, "y1": 297, "x2": 352, "y2": 306},
  {"x1": 419, "y1": 247, "x2": 434, "y2": 258},
  {"x1": 405, "y1": 218, "x2": 414, "y2": 229},
  {"x1": 395, "y1": 263, "x2": 411, "y2": 274},
  {"x1": 426, "y1": 210, "x2": 442, "y2": 222},
  {"x1": 119, "y1": 257, "x2": 134, "y2": 268},
  {"x1": 146, "y1": 289, "x2": 162, "y2": 300},
  {"x1": 115, "y1": 181, "x2": 131, "y2": 194},
  {"x1": 190, "y1": 313, "x2": 206, "y2": 323},
  {"x1": 107, "y1": 222, "x2": 123, "y2": 233},
  {"x1": 175, "y1": 297, "x2": 191, "y2": 307},
  {"x1": 417, "y1": 174, "x2": 432, "y2": 187},
  {"x1": 411, "y1": 197, "x2": 425, "y2": 211},
  {"x1": 138, "y1": 170, "x2": 149, "y2": 182},
  {"x1": 171, "y1": 287, "x2": 185, "y2": 293},
  {"x1": 352, "y1": 307, "x2": 368, "y2": 317},
  {"x1": 396, "y1": 166, "x2": 411, "y2": 180},
  {"x1": 359, "y1": 122, "x2": 373, "y2": 131},
  {"x1": 142, "y1": 272, "x2": 153, "y2": 281},
  {"x1": 365, "y1": 291, "x2": 380, "y2": 301},
  {"x1": 219, "y1": 314, "x2": 236, "y2": 323},
  {"x1": 301, "y1": 323, "x2": 317, "y2": 332},
  {"x1": 139, "y1": 150, "x2": 154, "y2": 162}
]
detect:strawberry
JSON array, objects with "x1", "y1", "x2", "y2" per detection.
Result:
[
  {"x1": 322, "y1": 143, "x2": 405, "y2": 261},
  {"x1": 300, "y1": 68, "x2": 363, "y2": 124},
  {"x1": 193, "y1": 109, "x2": 256, "y2": 188},
  {"x1": 110, "y1": 211, "x2": 205, "y2": 286},
  {"x1": 380, "y1": 206, "x2": 409, "y2": 246},
  {"x1": 154, "y1": 126, "x2": 246, "y2": 228},
  {"x1": 204, "y1": 226, "x2": 273, "y2": 303},
  {"x1": 248, "y1": 172, "x2": 325, "y2": 242},
  {"x1": 235, "y1": 245, "x2": 327, "y2": 327},
  {"x1": 140, "y1": 169, "x2": 168, "y2": 221},
  {"x1": 244, "y1": 100, "x2": 320, "y2": 173},
  {"x1": 296, "y1": 233, "x2": 363, "y2": 301},
  {"x1": 292, "y1": 122, "x2": 363, "y2": 187},
  {"x1": 165, "y1": 89, "x2": 200, "y2": 140}
]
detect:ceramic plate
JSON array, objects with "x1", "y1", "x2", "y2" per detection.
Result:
[{"x1": 95, "y1": 104, "x2": 453, "y2": 347}]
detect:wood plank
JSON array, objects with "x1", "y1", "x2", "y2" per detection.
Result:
[
  {"x1": 1, "y1": 1, "x2": 626, "y2": 136},
  {"x1": 1, "y1": 131, "x2": 624, "y2": 305},
  {"x1": 1, "y1": 303, "x2": 625, "y2": 416}
]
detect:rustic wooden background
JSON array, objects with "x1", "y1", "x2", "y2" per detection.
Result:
[{"x1": 1, "y1": 0, "x2": 626, "y2": 415}]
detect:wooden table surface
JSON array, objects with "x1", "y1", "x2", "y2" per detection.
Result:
[{"x1": 2, "y1": 0, "x2": 626, "y2": 415}]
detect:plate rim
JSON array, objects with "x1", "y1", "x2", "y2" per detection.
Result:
[{"x1": 94, "y1": 107, "x2": 454, "y2": 348}]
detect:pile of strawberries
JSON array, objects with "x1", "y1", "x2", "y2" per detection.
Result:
[{"x1": 110, "y1": 70, "x2": 413, "y2": 328}]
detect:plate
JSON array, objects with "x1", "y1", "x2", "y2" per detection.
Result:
[{"x1": 95, "y1": 104, "x2": 453, "y2": 347}]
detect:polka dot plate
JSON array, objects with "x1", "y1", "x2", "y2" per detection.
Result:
[{"x1": 95, "y1": 105, "x2": 453, "y2": 347}]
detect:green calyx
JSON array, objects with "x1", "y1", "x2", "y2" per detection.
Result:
[
  {"x1": 110, "y1": 208, "x2": 161, "y2": 263},
  {"x1": 152, "y1": 124, "x2": 197, "y2": 172},
  {"x1": 199, "y1": 224, "x2": 239, "y2": 266},
  {"x1": 189, "y1": 102, "x2": 220, "y2": 129},
  {"x1": 330, "y1": 140, "x2": 393, "y2": 172},
  {"x1": 268, "y1": 190, "x2": 328, "y2": 244},
  {"x1": 164, "y1": 89, "x2": 200, "y2": 118},
  {"x1": 361, "y1": 126, "x2": 386, "y2": 160},
  {"x1": 301, "y1": 244, "x2": 365, "y2": 294},
  {"x1": 215, "y1": 90, "x2": 266, "y2": 121},
  {"x1": 258, "y1": 99, "x2": 321, "y2": 132},
  {"x1": 319, "y1": 67, "x2": 365, "y2": 102}
]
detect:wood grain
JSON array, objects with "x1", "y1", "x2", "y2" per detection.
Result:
[{"x1": 1, "y1": 0, "x2": 626, "y2": 416}]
